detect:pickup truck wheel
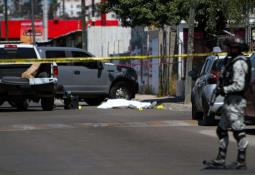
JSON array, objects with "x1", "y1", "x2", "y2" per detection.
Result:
[
  {"x1": 0, "y1": 100, "x2": 4, "y2": 106},
  {"x1": 192, "y1": 103, "x2": 203, "y2": 120},
  {"x1": 198, "y1": 98, "x2": 217, "y2": 126},
  {"x1": 9, "y1": 100, "x2": 29, "y2": 111},
  {"x1": 41, "y1": 97, "x2": 54, "y2": 111},
  {"x1": 110, "y1": 81, "x2": 133, "y2": 100}
]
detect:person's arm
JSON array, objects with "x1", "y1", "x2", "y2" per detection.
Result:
[
  {"x1": 21, "y1": 63, "x2": 41, "y2": 79},
  {"x1": 223, "y1": 60, "x2": 248, "y2": 94}
]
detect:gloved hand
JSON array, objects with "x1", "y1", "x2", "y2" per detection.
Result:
[{"x1": 215, "y1": 86, "x2": 225, "y2": 96}]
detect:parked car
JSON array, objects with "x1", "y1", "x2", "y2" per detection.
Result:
[
  {"x1": 190, "y1": 54, "x2": 225, "y2": 125},
  {"x1": 191, "y1": 53, "x2": 255, "y2": 125},
  {"x1": 38, "y1": 46, "x2": 139, "y2": 106},
  {"x1": 0, "y1": 44, "x2": 58, "y2": 111}
]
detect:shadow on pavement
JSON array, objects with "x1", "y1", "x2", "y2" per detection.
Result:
[
  {"x1": 141, "y1": 96, "x2": 184, "y2": 104},
  {"x1": 0, "y1": 106, "x2": 64, "y2": 112},
  {"x1": 245, "y1": 129, "x2": 255, "y2": 135}
]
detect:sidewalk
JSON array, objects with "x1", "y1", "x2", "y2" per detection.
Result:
[
  {"x1": 55, "y1": 94, "x2": 192, "y2": 111},
  {"x1": 135, "y1": 94, "x2": 191, "y2": 112}
]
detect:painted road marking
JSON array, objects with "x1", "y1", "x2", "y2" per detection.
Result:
[{"x1": 0, "y1": 120, "x2": 197, "y2": 132}]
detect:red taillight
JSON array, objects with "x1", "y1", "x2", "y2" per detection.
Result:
[
  {"x1": 208, "y1": 71, "x2": 220, "y2": 84},
  {"x1": 53, "y1": 66, "x2": 58, "y2": 77},
  {"x1": 4, "y1": 44, "x2": 17, "y2": 49}
]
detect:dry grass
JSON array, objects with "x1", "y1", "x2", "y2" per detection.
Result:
[{"x1": 169, "y1": 74, "x2": 177, "y2": 96}]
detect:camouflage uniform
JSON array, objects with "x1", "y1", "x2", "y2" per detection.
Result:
[{"x1": 216, "y1": 55, "x2": 249, "y2": 166}]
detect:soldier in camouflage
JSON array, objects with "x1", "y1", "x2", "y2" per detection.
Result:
[{"x1": 203, "y1": 37, "x2": 251, "y2": 169}]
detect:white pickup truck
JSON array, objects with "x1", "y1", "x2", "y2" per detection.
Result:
[{"x1": 0, "y1": 44, "x2": 58, "y2": 111}]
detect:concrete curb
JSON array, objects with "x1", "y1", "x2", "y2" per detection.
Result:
[{"x1": 135, "y1": 94, "x2": 191, "y2": 112}]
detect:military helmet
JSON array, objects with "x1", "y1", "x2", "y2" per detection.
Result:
[{"x1": 223, "y1": 37, "x2": 249, "y2": 52}]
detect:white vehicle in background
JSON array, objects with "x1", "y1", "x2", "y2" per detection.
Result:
[{"x1": 0, "y1": 44, "x2": 58, "y2": 111}]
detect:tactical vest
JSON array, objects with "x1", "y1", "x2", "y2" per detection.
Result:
[{"x1": 222, "y1": 55, "x2": 251, "y2": 95}]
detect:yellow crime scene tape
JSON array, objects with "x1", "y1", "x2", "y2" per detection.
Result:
[{"x1": 0, "y1": 51, "x2": 252, "y2": 64}]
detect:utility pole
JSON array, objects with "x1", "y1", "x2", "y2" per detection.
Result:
[
  {"x1": 62, "y1": 0, "x2": 65, "y2": 17},
  {"x1": 4, "y1": 0, "x2": 8, "y2": 42},
  {"x1": 91, "y1": 0, "x2": 95, "y2": 25},
  {"x1": 0, "y1": 17, "x2": 1, "y2": 42},
  {"x1": 184, "y1": 7, "x2": 195, "y2": 104},
  {"x1": 245, "y1": 0, "x2": 251, "y2": 46},
  {"x1": 81, "y1": 0, "x2": 87, "y2": 50},
  {"x1": 43, "y1": 0, "x2": 48, "y2": 42},
  {"x1": 31, "y1": 0, "x2": 36, "y2": 45}
]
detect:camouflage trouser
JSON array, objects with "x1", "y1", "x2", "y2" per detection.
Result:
[{"x1": 219, "y1": 95, "x2": 247, "y2": 131}]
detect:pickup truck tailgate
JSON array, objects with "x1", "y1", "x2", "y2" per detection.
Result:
[{"x1": 1, "y1": 76, "x2": 57, "y2": 86}]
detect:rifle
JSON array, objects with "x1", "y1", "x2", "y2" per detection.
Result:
[{"x1": 206, "y1": 56, "x2": 226, "y2": 118}]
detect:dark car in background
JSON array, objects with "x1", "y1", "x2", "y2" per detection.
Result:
[{"x1": 38, "y1": 47, "x2": 139, "y2": 106}]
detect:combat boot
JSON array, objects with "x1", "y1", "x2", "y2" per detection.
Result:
[
  {"x1": 203, "y1": 159, "x2": 226, "y2": 169},
  {"x1": 227, "y1": 161, "x2": 247, "y2": 170}
]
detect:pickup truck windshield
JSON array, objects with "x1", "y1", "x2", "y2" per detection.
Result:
[{"x1": 0, "y1": 48, "x2": 37, "y2": 59}]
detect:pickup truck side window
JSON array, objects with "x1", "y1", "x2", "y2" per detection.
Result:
[
  {"x1": 45, "y1": 51, "x2": 66, "y2": 58},
  {"x1": 0, "y1": 48, "x2": 37, "y2": 58},
  {"x1": 71, "y1": 51, "x2": 98, "y2": 69},
  {"x1": 45, "y1": 51, "x2": 68, "y2": 65},
  {"x1": 200, "y1": 60, "x2": 209, "y2": 76},
  {"x1": 204, "y1": 59, "x2": 213, "y2": 73}
]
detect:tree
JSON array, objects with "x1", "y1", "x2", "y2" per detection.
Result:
[
  {"x1": 102, "y1": 0, "x2": 181, "y2": 27},
  {"x1": 174, "y1": 0, "x2": 255, "y2": 34},
  {"x1": 173, "y1": 0, "x2": 251, "y2": 103},
  {"x1": 104, "y1": 0, "x2": 255, "y2": 101},
  {"x1": 104, "y1": 0, "x2": 252, "y2": 33},
  {"x1": 49, "y1": 0, "x2": 59, "y2": 19}
]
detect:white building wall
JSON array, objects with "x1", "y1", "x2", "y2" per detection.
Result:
[
  {"x1": 57, "y1": 0, "x2": 113, "y2": 19},
  {"x1": 87, "y1": 26, "x2": 131, "y2": 57},
  {"x1": 57, "y1": 0, "x2": 81, "y2": 18}
]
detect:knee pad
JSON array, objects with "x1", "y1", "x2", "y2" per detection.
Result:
[
  {"x1": 233, "y1": 130, "x2": 246, "y2": 141},
  {"x1": 233, "y1": 130, "x2": 248, "y2": 150},
  {"x1": 216, "y1": 127, "x2": 228, "y2": 139}
]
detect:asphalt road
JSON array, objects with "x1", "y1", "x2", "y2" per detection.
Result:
[{"x1": 0, "y1": 104, "x2": 254, "y2": 175}]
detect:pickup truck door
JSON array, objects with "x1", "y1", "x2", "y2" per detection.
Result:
[
  {"x1": 44, "y1": 50, "x2": 75, "y2": 92},
  {"x1": 194, "y1": 59, "x2": 211, "y2": 109},
  {"x1": 70, "y1": 51, "x2": 109, "y2": 94}
]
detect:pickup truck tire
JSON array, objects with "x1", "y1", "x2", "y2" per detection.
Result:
[
  {"x1": 9, "y1": 99, "x2": 29, "y2": 111},
  {"x1": 110, "y1": 81, "x2": 133, "y2": 100},
  {"x1": 192, "y1": 103, "x2": 203, "y2": 120},
  {"x1": 191, "y1": 97, "x2": 203, "y2": 120},
  {"x1": 41, "y1": 97, "x2": 54, "y2": 111},
  {"x1": 0, "y1": 99, "x2": 4, "y2": 106},
  {"x1": 198, "y1": 97, "x2": 217, "y2": 126}
]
